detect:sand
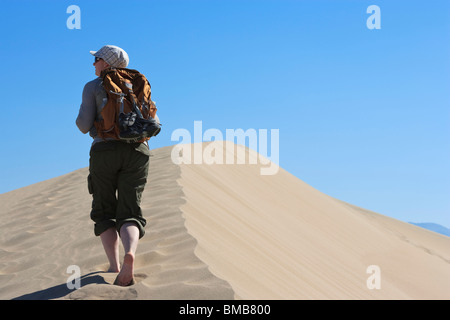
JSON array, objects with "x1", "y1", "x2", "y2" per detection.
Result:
[{"x1": 0, "y1": 142, "x2": 449, "y2": 300}]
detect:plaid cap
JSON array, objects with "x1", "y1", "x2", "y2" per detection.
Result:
[{"x1": 90, "y1": 45, "x2": 129, "y2": 68}]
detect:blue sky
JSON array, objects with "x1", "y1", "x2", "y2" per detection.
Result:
[{"x1": 0, "y1": 0, "x2": 449, "y2": 228}]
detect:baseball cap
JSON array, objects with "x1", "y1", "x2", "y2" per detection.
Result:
[{"x1": 90, "y1": 45, "x2": 129, "y2": 68}]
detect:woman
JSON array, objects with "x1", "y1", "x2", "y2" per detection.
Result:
[{"x1": 76, "y1": 45, "x2": 150, "y2": 286}]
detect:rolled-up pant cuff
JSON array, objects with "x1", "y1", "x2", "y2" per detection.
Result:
[
  {"x1": 116, "y1": 218, "x2": 146, "y2": 239},
  {"x1": 94, "y1": 219, "x2": 146, "y2": 239},
  {"x1": 94, "y1": 220, "x2": 117, "y2": 237}
]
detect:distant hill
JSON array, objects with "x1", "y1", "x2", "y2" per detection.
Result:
[{"x1": 409, "y1": 222, "x2": 450, "y2": 237}]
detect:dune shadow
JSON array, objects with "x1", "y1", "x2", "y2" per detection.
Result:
[{"x1": 12, "y1": 271, "x2": 110, "y2": 300}]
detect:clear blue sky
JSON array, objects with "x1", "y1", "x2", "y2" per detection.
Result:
[{"x1": 1, "y1": 0, "x2": 449, "y2": 228}]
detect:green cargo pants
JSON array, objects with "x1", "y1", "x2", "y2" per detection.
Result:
[{"x1": 87, "y1": 141, "x2": 150, "y2": 239}]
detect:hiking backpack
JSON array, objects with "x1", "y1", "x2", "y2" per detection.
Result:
[{"x1": 94, "y1": 67, "x2": 161, "y2": 143}]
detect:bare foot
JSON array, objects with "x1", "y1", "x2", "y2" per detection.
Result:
[{"x1": 114, "y1": 253, "x2": 135, "y2": 286}]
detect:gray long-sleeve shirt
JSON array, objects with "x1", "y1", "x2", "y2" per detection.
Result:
[{"x1": 76, "y1": 77, "x2": 112, "y2": 144}]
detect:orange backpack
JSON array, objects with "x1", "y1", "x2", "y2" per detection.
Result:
[{"x1": 94, "y1": 67, "x2": 160, "y2": 143}]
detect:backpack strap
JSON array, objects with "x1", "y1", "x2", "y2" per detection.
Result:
[
  {"x1": 124, "y1": 81, "x2": 145, "y2": 119},
  {"x1": 109, "y1": 90, "x2": 127, "y2": 113}
]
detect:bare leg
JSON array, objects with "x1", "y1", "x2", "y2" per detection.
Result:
[
  {"x1": 100, "y1": 227, "x2": 121, "y2": 272},
  {"x1": 114, "y1": 222, "x2": 139, "y2": 286}
]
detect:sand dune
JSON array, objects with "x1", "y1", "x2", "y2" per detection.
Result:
[
  {"x1": 0, "y1": 145, "x2": 233, "y2": 300},
  {"x1": 0, "y1": 142, "x2": 449, "y2": 300}
]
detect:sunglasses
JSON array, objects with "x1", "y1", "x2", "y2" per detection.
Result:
[{"x1": 94, "y1": 56, "x2": 103, "y2": 63}]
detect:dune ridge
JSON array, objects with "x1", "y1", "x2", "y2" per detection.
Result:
[{"x1": 0, "y1": 142, "x2": 449, "y2": 299}]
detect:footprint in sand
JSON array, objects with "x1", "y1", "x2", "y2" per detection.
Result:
[{"x1": 66, "y1": 272, "x2": 148, "y2": 300}]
